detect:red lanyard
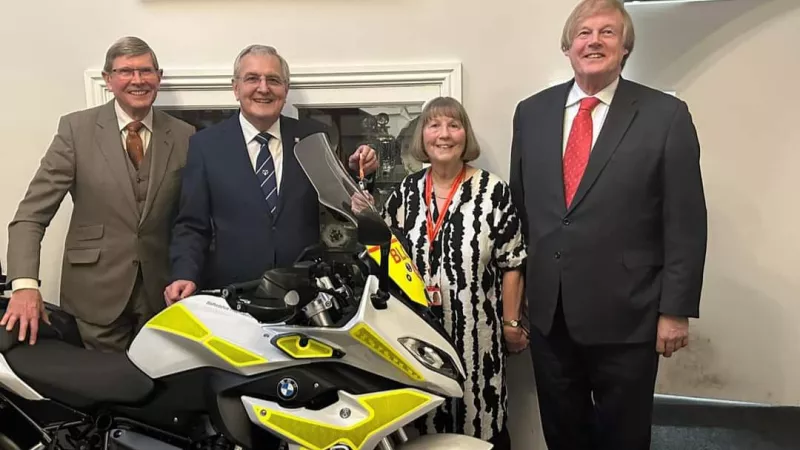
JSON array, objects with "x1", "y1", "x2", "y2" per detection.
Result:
[{"x1": 425, "y1": 166, "x2": 466, "y2": 249}]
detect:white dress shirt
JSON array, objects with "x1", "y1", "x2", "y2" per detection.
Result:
[
  {"x1": 239, "y1": 113, "x2": 283, "y2": 193},
  {"x1": 115, "y1": 100, "x2": 153, "y2": 153},
  {"x1": 562, "y1": 77, "x2": 620, "y2": 154}
]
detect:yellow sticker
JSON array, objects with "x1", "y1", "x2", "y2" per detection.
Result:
[{"x1": 366, "y1": 237, "x2": 429, "y2": 308}]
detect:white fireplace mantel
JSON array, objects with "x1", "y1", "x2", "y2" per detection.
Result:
[{"x1": 84, "y1": 62, "x2": 462, "y2": 117}]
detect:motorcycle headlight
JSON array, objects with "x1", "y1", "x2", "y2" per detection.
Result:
[{"x1": 398, "y1": 337, "x2": 461, "y2": 381}]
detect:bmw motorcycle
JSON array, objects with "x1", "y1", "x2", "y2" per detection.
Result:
[{"x1": 0, "y1": 132, "x2": 493, "y2": 450}]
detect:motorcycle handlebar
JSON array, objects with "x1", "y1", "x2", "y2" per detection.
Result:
[
  {"x1": 222, "y1": 279, "x2": 262, "y2": 295},
  {"x1": 196, "y1": 279, "x2": 263, "y2": 309}
]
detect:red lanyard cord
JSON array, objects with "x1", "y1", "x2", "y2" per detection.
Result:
[{"x1": 424, "y1": 166, "x2": 466, "y2": 248}]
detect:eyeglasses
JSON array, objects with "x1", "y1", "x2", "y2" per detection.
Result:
[
  {"x1": 110, "y1": 67, "x2": 160, "y2": 79},
  {"x1": 237, "y1": 74, "x2": 286, "y2": 87}
]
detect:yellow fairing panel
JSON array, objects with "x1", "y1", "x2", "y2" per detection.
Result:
[
  {"x1": 252, "y1": 389, "x2": 433, "y2": 450},
  {"x1": 275, "y1": 334, "x2": 334, "y2": 359},
  {"x1": 148, "y1": 305, "x2": 210, "y2": 340},
  {"x1": 366, "y1": 237, "x2": 429, "y2": 307},
  {"x1": 147, "y1": 304, "x2": 267, "y2": 367},
  {"x1": 349, "y1": 323, "x2": 423, "y2": 382}
]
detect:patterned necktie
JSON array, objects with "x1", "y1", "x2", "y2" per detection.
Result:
[
  {"x1": 563, "y1": 96, "x2": 601, "y2": 207},
  {"x1": 254, "y1": 132, "x2": 278, "y2": 216},
  {"x1": 125, "y1": 121, "x2": 144, "y2": 170}
]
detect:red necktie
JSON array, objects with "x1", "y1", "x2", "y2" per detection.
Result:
[{"x1": 563, "y1": 96, "x2": 601, "y2": 207}]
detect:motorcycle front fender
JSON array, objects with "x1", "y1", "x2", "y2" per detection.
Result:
[{"x1": 398, "y1": 433, "x2": 493, "y2": 450}]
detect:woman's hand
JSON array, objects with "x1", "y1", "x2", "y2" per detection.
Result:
[
  {"x1": 504, "y1": 325, "x2": 529, "y2": 354},
  {"x1": 351, "y1": 191, "x2": 375, "y2": 214}
]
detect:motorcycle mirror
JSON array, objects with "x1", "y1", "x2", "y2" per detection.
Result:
[{"x1": 357, "y1": 213, "x2": 392, "y2": 246}]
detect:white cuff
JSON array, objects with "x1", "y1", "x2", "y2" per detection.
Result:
[{"x1": 11, "y1": 278, "x2": 40, "y2": 292}]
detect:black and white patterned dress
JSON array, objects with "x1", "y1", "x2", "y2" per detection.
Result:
[{"x1": 381, "y1": 168, "x2": 527, "y2": 442}]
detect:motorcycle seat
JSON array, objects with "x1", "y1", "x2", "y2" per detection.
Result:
[
  {"x1": 0, "y1": 297, "x2": 84, "y2": 353},
  {"x1": 4, "y1": 339, "x2": 153, "y2": 409}
]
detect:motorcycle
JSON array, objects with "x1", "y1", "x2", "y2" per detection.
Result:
[{"x1": 0, "y1": 132, "x2": 493, "y2": 450}]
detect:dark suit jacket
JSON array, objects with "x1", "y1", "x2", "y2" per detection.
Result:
[
  {"x1": 7, "y1": 101, "x2": 194, "y2": 325},
  {"x1": 169, "y1": 113, "x2": 326, "y2": 289},
  {"x1": 509, "y1": 78, "x2": 708, "y2": 345}
]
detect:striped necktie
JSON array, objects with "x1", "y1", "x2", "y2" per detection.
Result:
[{"x1": 254, "y1": 132, "x2": 278, "y2": 216}]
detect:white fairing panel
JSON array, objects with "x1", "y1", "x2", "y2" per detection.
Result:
[
  {"x1": 243, "y1": 391, "x2": 376, "y2": 428},
  {"x1": 400, "y1": 434, "x2": 494, "y2": 450},
  {"x1": 0, "y1": 354, "x2": 44, "y2": 400},
  {"x1": 128, "y1": 276, "x2": 463, "y2": 401},
  {"x1": 242, "y1": 389, "x2": 444, "y2": 450},
  {"x1": 262, "y1": 275, "x2": 465, "y2": 398},
  {"x1": 128, "y1": 296, "x2": 321, "y2": 378}
]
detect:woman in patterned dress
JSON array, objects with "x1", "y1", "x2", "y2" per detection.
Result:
[{"x1": 356, "y1": 97, "x2": 528, "y2": 449}]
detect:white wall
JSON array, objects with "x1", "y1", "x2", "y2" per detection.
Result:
[
  {"x1": 2, "y1": 0, "x2": 799, "y2": 448},
  {"x1": 625, "y1": 0, "x2": 800, "y2": 406}
]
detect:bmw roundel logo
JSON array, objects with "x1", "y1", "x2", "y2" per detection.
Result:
[{"x1": 277, "y1": 378, "x2": 299, "y2": 400}]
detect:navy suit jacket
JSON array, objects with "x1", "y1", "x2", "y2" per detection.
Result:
[
  {"x1": 170, "y1": 113, "x2": 326, "y2": 289},
  {"x1": 509, "y1": 78, "x2": 708, "y2": 345}
]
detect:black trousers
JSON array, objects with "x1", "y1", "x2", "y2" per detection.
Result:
[{"x1": 529, "y1": 302, "x2": 659, "y2": 450}]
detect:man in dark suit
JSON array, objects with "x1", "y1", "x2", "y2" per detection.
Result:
[
  {"x1": 3, "y1": 37, "x2": 194, "y2": 351},
  {"x1": 164, "y1": 45, "x2": 377, "y2": 301},
  {"x1": 509, "y1": 1, "x2": 707, "y2": 449}
]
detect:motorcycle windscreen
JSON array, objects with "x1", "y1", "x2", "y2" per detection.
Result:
[{"x1": 293, "y1": 132, "x2": 430, "y2": 309}]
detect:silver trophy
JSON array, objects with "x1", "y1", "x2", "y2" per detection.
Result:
[{"x1": 362, "y1": 113, "x2": 399, "y2": 181}]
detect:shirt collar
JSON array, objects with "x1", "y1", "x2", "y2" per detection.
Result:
[
  {"x1": 565, "y1": 76, "x2": 620, "y2": 108},
  {"x1": 114, "y1": 99, "x2": 153, "y2": 132},
  {"x1": 239, "y1": 112, "x2": 282, "y2": 146}
]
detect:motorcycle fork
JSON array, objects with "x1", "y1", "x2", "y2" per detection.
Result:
[{"x1": 377, "y1": 428, "x2": 410, "y2": 450}]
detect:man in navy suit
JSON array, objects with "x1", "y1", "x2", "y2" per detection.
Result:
[
  {"x1": 164, "y1": 45, "x2": 377, "y2": 302},
  {"x1": 509, "y1": 1, "x2": 707, "y2": 449}
]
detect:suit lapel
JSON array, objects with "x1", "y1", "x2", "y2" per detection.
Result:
[
  {"x1": 140, "y1": 110, "x2": 175, "y2": 224},
  {"x1": 568, "y1": 78, "x2": 638, "y2": 213},
  {"x1": 95, "y1": 101, "x2": 137, "y2": 216},
  {"x1": 273, "y1": 117, "x2": 299, "y2": 222},
  {"x1": 544, "y1": 82, "x2": 573, "y2": 212}
]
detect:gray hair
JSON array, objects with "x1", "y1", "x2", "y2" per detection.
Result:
[
  {"x1": 560, "y1": 0, "x2": 635, "y2": 68},
  {"x1": 103, "y1": 36, "x2": 159, "y2": 73},
  {"x1": 233, "y1": 45, "x2": 290, "y2": 85}
]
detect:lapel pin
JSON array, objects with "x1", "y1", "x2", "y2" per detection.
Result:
[{"x1": 294, "y1": 137, "x2": 300, "y2": 143}]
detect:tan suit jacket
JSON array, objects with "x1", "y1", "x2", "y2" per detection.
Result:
[{"x1": 7, "y1": 100, "x2": 194, "y2": 325}]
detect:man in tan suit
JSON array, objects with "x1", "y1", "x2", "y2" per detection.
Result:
[{"x1": 1, "y1": 37, "x2": 194, "y2": 352}]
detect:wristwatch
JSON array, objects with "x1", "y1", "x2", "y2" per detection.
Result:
[{"x1": 503, "y1": 319, "x2": 521, "y2": 328}]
